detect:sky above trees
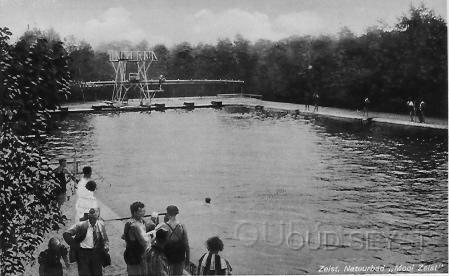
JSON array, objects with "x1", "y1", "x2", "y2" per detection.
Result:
[{"x1": 0, "y1": 0, "x2": 446, "y2": 47}]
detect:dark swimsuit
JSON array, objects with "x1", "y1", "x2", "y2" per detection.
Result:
[{"x1": 54, "y1": 171, "x2": 67, "y2": 194}]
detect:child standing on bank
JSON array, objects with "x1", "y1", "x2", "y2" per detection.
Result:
[{"x1": 38, "y1": 237, "x2": 69, "y2": 276}]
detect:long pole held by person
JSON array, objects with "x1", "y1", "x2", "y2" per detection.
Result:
[{"x1": 104, "y1": 212, "x2": 167, "y2": 222}]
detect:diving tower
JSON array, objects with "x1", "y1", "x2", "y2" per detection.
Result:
[
  {"x1": 109, "y1": 50, "x2": 160, "y2": 105},
  {"x1": 78, "y1": 50, "x2": 245, "y2": 106}
]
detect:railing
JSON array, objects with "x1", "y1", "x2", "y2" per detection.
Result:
[
  {"x1": 108, "y1": 51, "x2": 157, "y2": 62},
  {"x1": 78, "y1": 79, "x2": 245, "y2": 88}
]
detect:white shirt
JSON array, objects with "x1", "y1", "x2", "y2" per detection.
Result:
[
  {"x1": 80, "y1": 222, "x2": 97, "y2": 249},
  {"x1": 77, "y1": 176, "x2": 90, "y2": 193},
  {"x1": 75, "y1": 177, "x2": 98, "y2": 220}
]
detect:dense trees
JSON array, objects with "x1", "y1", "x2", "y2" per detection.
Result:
[
  {"x1": 67, "y1": 6, "x2": 446, "y2": 116},
  {"x1": 1, "y1": 28, "x2": 71, "y2": 135},
  {"x1": 393, "y1": 6, "x2": 447, "y2": 114},
  {"x1": 0, "y1": 27, "x2": 67, "y2": 275}
]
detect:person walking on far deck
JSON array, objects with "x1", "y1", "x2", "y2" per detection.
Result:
[
  {"x1": 363, "y1": 97, "x2": 370, "y2": 117},
  {"x1": 418, "y1": 100, "x2": 426, "y2": 123},
  {"x1": 159, "y1": 75, "x2": 166, "y2": 90},
  {"x1": 38, "y1": 237, "x2": 69, "y2": 276},
  {"x1": 198, "y1": 236, "x2": 232, "y2": 275},
  {"x1": 63, "y1": 208, "x2": 109, "y2": 276},
  {"x1": 304, "y1": 92, "x2": 310, "y2": 111},
  {"x1": 123, "y1": 201, "x2": 155, "y2": 276},
  {"x1": 313, "y1": 92, "x2": 319, "y2": 112},
  {"x1": 156, "y1": 205, "x2": 190, "y2": 276},
  {"x1": 145, "y1": 228, "x2": 170, "y2": 276},
  {"x1": 406, "y1": 99, "x2": 415, "y2": 122}
]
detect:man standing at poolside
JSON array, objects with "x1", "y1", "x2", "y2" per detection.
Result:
[
  {"x1": 304, "y1": 92, "x2": 310, "y2": 111},
  {"x1": 418, "y1": 99, "x2": 426, "y2": 123},
  {"x1": 313, "y1": 92, "x2": 320, "y2": 112},
  {"x1": 363, "y1": 97, "x2": 370, "y2": 117},
  {"x1": 155, "y1": 205, "x2": 190, "y2": 275},
  {"x1": 122, "y1": 201, "x2": 155, "y2": 276},
  {"x1": 406, "y1": 99, "x2": 415, "y2": 122},
  {"x1": 63, "y1": 208, "x2": 109, "y2": 276},
  {"x1": 159, "y1": 74, "x2": 166, "y2": 90},
  {"x1": 54, "y1": 158, "x2": 77, "y2": 204}
]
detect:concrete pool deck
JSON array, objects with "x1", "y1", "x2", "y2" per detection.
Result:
[{"x1": 238, "y1": 99, "x2": 447, "y2": 136}]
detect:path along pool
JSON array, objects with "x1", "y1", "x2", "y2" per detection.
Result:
[{"x1": 45, "y1": 106, "x2": 448, "y2": 274}]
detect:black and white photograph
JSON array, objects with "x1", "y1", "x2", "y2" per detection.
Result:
[{"x1": 0, "y1": 0, "x2": 447, "y2": 275}]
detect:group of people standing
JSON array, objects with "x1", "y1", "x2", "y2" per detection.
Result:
[
  {"x1": 303, "y1": 92, "x2": 320, "y2": 112},
  {"x1": 303, "y1": 92, "x2": 427, "y2": 123},
  {"x1": 407, "y1": 99, "x2": 426, "y2": 123},
  {"x1": 123, "y1": 202, "x2": 190, "y2": 276},
  {"x1": 365, "y1": 97, "x2": 426, "y2": 122},
  {"x1": 39, "y1": 165, "x2": 107, "y2": 276},
  {"x1": 39, "y1": 165, "x2": 232, "y2": 276},
  {"x1": 122, "y1": 202, "x2": 231, "y2": 276}
]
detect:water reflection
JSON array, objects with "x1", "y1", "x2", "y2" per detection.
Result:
[{"x1": 44, "y1": 108, "x2": 447, "y2": 274}]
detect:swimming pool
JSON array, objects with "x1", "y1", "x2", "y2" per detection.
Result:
[{"x1": 45, "y1": 106, "x2": 448, "y2": 274}]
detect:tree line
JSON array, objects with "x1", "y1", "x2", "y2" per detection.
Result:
[{"x1": 66, "y1": 6, "x2": 447, "y2": 117}]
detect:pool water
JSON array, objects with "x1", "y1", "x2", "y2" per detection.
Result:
[{"x1": 45, "y1": 106, "x2": 448, "y2": 274}]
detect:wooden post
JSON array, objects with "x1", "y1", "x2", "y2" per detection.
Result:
[
  {"x1": 184, "y1": 102, "x2": 195, "y2": 109},
  {"x1": 154, "y1": 103, "x2": 165, "y2": 111},
  {"x1": 211, "y1": 101, "x2": 222, "y2": 108}
]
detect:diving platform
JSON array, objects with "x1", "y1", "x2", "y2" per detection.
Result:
[
  {"x1": 80, "y1": 79, "x2": 245, "y2": 88},
  {"x1": 109, "y1": 50, "x2": 157, "y2": 62},
  {"x1": 54, "y1": 102, "x2": 228, "y2": 114}
]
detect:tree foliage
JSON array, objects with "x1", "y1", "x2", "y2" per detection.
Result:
[
  {"x1": 67, "y1": 6, "x2": 446, "y2": 116},
  {"x1": 1, "y1": 28, "x2": 71, "y2": 135},
  {"x1": 0, "y1": 27, "x2": 67, "y2": 275}
]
